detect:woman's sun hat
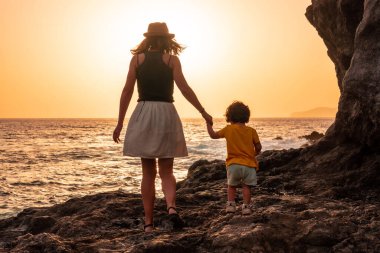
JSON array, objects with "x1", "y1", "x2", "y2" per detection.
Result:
[{"x1": 143, "y1": 22, "x2": 175, "y2": 38}]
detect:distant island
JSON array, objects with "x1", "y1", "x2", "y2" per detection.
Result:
[{"x1": 290, "y1": 107, "x2": 337, "y2": 118}]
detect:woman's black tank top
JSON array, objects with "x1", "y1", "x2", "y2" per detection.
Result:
[{"x1": 136, "y1": 52, "x2": 174, "y2": 102}]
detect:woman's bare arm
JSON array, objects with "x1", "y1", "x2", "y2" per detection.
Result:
[
  {"x1": 172, "y1": 56, "x2": 213, "y2": 125},
  {"x1": 113, "y1": 56, "x2": 137, "y2": 143}
]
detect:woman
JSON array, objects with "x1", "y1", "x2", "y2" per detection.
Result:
[{"x1": 113, "y1": 22, "x2": 213, "y2": 232}]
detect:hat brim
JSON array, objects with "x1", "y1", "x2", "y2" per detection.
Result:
[{"x1": 143, "y1": 32, "x2": 175, "y2": 38}]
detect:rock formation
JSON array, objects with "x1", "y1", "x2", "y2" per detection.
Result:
[
  {"x1": 290, "y1": 0, "x2": 380, "y2": 199},
  {"x1": 1, "y1": 158, "x2": 379, "y2": 252},
  {"x1": 0, "y1": 0, "x2": 379, "y2": 252},
  {"x1": 306, "y1": 0, "x2": 380, "y2": 147},
  {"x1": 299, "y1": 131, "x2": 324, "y2": 143}
]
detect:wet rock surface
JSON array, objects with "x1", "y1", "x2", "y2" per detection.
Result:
[
  {"x1": 1, "y1": 157, "x2": 379, "y2": 252},
  {"x1": 299, "y1": 131, "x2": 324, "y2": 143}
]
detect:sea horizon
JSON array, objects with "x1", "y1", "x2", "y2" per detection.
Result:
[{"x1": 0, "y1": 117, "x2": 336, "y2": 120}]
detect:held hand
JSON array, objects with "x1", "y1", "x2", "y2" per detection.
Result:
[
  {"x1": 113, "y1": 124, "x2": 123, "y2": 143},
  {"x1": 201, "y1": 111, "x2": 213, "y2": 126}
]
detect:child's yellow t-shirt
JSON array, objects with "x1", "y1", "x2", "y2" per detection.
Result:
[{"x1": 217, "y1": 124, "x2": 260, "y2": 169}]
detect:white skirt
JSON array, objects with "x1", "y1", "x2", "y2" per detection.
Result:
[{"x1": 123, "y1": 101, "x2": 188, "y2": 158}]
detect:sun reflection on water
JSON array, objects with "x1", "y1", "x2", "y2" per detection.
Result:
[{"x1": 0, "y1": 118, "x2": 333, "y2": 218}]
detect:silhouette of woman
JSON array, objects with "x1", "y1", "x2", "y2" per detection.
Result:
[{"x1": 113, "y1": 22, "x2": 212, "y2": 232}]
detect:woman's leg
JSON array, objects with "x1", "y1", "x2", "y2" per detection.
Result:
[
  {"x1": 141, "y1": 158, "x2": 157, "y2": 229},
  {"x1": 158, "y1": 158, "x2": 177, "y2": 214}
]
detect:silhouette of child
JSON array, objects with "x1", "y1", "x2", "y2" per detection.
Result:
[{"x1": 207, "y1": 101, "x2": 262, "y2": 215}]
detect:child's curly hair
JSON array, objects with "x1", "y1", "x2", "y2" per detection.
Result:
[{"x1": 225, "y1": 101, "x2": 250, "y2": 123}]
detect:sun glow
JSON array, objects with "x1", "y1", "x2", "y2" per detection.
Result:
[{"x1": 0, "y1": 0, "x2": 339, "y2": 118}]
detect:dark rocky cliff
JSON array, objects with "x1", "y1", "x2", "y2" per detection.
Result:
[
  {"x1": 287, "y1": 0, "x2": 380, "y2": 199},
  {"x1": 306, "y1": 0, "x2": 380, "y2": 147},
  {"x1": 1, "y1": 0, "x2": 379, "y2": 252}
]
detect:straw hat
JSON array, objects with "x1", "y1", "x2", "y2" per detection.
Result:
[{"x1": 143, "y1": 22, "x2": 175, "y2": 38}]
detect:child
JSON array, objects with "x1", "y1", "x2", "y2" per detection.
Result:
[{"x1": 207, "y1": 101, "x2": 262, "y2": 215}]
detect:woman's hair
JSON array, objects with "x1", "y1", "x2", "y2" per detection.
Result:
[
  {"x1": 131, "y1": 37, "x2": 185, "y2": 55},
  {"x1": 225, "y1": 101, "x2": 251, "y2": 123}
]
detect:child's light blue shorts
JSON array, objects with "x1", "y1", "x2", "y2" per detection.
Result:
[{"x1": 227, "y1": 164, "x2": 257, "y2": 186}]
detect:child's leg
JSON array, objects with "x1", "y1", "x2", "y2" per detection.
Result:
[
  {"x1": 241, "y1": 166, "x2": 257, "y2": 205},
  {"x1": 242, "y1": 184, "x2": 251, "y2": 204},
  {"x1": 227, "y1": 164, "x2": 241, "y2": 202},
  {"x1": 226, "y1": 185, "x2": 237, "y2": 213},
  {"x1": 227, "y1": 185, "x2": 237, "y2": 202}
]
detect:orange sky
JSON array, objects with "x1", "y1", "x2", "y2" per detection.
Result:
[{"x1": 0, "y1": 0, "x2": 339, "y2": 118}]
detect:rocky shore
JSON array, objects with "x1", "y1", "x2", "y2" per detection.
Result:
[{"x1": 0, "y1": 151, "x2": 379, "y2": 252}]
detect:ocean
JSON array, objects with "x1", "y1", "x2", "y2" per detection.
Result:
[{"x1": 0, "y1": 118, "x2": 334, "y2": 219}]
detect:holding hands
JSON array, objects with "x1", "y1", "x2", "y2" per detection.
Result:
[{"x1": 201, "y1": 110, "x2": 213, "y2": 126}]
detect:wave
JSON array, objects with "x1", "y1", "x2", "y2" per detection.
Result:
[
  {"x1": 0, "y1": 118, "x2": 335, "y2": 218},
  {"x1": 10, "y1": 181, "x2": 47, "y2": 186},
  {"x1": 10, "y1": 181, "x2": 64, "y2": 187},
  {"x1": 0, "y1": 191, "x2": 10, "y2": 196}
]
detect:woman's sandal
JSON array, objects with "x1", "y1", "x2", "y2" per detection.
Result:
[
  {"x1": 167, "y1": 206, "x2": 178, "y2": 214},
  {"x1": 144, "y1": 223, "x2": 154, "y2": 232},
  {"x1": 167, "y1": 206, "x2": 185, "y2": 229}
]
